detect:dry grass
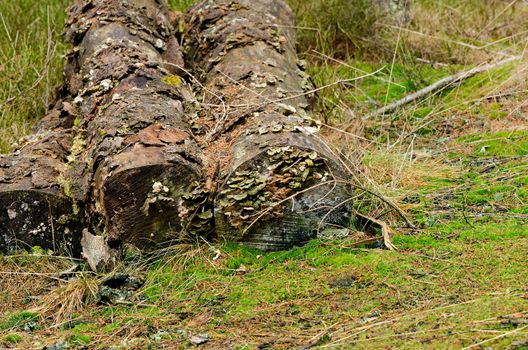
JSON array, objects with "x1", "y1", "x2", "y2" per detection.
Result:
[
  {"x1": 0, "y1": 254, "x2": 76, "y2": 315},
  {"x1": 33, "y1": 275, "x2": 98, "y2": 324}
]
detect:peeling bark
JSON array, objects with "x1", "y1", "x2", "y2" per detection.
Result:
[
  {"x1": 186, "y1": 0, "x2": 353, "y2": 250},
  {"x1": 63, "y1": 0, "x2": 211, "y2": 250},
  {"x1": 81, "y1": 228, "x2": 118, "y2": 272}
]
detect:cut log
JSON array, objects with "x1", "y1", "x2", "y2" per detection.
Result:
[
  {"x1": 63, "y1": 0, "x2": 211, "y2": 250},
  {"x1": 0, "y1": 104, "x2": 81, "y2": 254},
  {"x1": 186, "y1": 0, "x2": 353, "y2": 250}
]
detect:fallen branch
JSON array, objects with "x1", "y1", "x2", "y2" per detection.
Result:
[{"x1": 364, "y1": 55, "x2": 522, "y2": 119}]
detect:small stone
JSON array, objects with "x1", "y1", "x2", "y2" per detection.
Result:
[{"x1": 189, "y1": 333, "x2": 210, "y2": 345}]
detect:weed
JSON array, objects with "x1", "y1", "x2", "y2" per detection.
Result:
[
  {"x1": 69, "y1": 334, "x2": 91, "y2": 346},
  {"x1": 2, "y1": 333, "x2": 21, "y2": 344},
  {"x1": 0, "y1": 311, "x2": 38, "y2": 331}
]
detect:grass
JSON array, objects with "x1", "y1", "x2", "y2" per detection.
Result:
[
  {"x1": 1, "y1": 233, "x2": 526, "y2": 348},
  {"x1": 1, "y1": 0, "x2": 528, "y2": 349},
  {"x1": 0, "y1": 0, "x2": 70, "y2": 153}
]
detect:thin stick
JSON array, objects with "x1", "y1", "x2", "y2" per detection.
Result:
[
  {"x1": 363, "y1": 55, "x2": 522, "y2": 119},
  {"x1": 461, "y1": 325, "x2": 528, "y2": 350},
  {"x1": 0, "y1": 271, "x2": 68, "y2": 282}
]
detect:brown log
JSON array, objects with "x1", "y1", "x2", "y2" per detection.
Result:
[
  {"x1": 186, "y1": 0, "x2": 353, "y2": 250},
  {"x1": 0, "y1": 102, "x2": 81, "y2": 255},
  {"x1": 63, "y1": 0, "x2": 211, "y2": 250}
]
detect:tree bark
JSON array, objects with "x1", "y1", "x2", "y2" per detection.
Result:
[
  {"x1": 63, "y1": 0, "x2": 211, "y2": 250},
  {"x1": 186, "y1": 0, "x2": 353, "y2": 250},
  {"x1": 1, "y1": 0, "x2": 355, "y2": 255},
  {"x1": 0, "y1": 102, "x2": 81, "y2": 255}
]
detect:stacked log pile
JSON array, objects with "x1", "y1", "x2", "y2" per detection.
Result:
[{"x1": 0, "y1": 0, "x2": 353, "y2": 258}]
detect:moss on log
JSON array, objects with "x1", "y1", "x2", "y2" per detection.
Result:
[
  {"x1": 0, "y1": 103, "x2": 81, "y2": 254},
  {"x1": 63, "y1": 0, "x2": 211, "y2": 250},
  {"x1": 186, "y1": 0, "x2": 353, "y2": 250},
  {"x1": 1, "y1": 0, "x2": 354, "y2": 255}
]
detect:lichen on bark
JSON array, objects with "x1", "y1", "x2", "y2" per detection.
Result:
[{"x1": 185, "y1": 0, "x2": 353, "y2": 250}]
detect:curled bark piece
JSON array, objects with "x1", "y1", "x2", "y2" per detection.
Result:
[
  {"x1": 64, "y1": 0, "x2": 211, "y2": 250},
  {"x1": 81, "y1": 228, "x2": 117, "y2": 272},
  {"x1": 186, "y1": 0, "x2": 353, "y2": 250},
  {"x1": 0, "y1": 110, "x2": 81, "y2": 255}
]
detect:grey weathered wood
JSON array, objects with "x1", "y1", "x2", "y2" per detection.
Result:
[
  {"x1": 81, "y1": 228, "x2": 117, "y2": 272},
  {"x1": 0, "y1": 105, "x2": 81, "y2": 255},
  {"x1": 186, "y1": 0, "x2": 353, "y2": 250}
]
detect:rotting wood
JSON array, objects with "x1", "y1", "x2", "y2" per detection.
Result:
[
  {"x1": 2, "y1": 0, "x2": 358, "y2": 256},
  {"x1": 0, "y1": 101, "x2": 81, "y2": 255},
  {"x1": 81, "y1": 228, "x2": 117, "y2": 272},
  {"x1": 63, "y1": 0, "x2": 212, "y2": 250},
  {"x1": 185, "y1": 0, "x2": 353, "y2": 250}
]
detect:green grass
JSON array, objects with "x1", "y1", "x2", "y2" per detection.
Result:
[
  {"x1": 2, "y1": 333, "x2": 22, "y2": 345},
  {"x1": 0, "y1": 311, "x2": 39, "y2": 331},
  {"x1": 458, "y1": 130, "x2": 528, "y2": 157},
  {"x1": 307, "y1": 59, "x2": 458, "y2": 123},
  {"x1": 0, "y1": 0, "x2": 195, "y2": 154},
  {"x1": 0, "y1": 0, "x2": 70, "y2": 153},
  {"x1": 4, "y1": 232, "x2": 525, "y2": 348}
]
